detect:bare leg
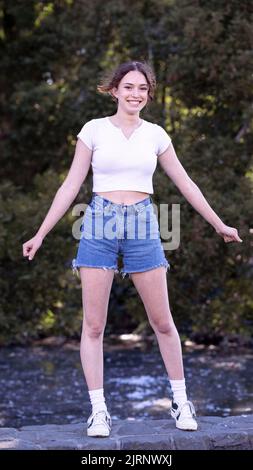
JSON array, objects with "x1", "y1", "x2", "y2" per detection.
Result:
[
  {"x1": 131, "y1": 267, "x2": 198, "y2": 431},
  {"x1": 79, "y1": 267, "x2": 114, "y2": 390},
  {"x1": 130, "y1": 267, "x2": 184, "y2": 379}
]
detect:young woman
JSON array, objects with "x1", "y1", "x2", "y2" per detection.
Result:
[{"x1": 23, "y1": 60, "x2": 242, "y2": 437}]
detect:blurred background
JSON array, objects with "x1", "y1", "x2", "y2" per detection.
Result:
[{"x1": 0, "y1": 0, "x2": 252, "y2": 426}]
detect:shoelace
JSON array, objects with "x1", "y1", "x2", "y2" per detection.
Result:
[
  {"x1": 87, "y1": 410, "x2": 112, "y2": 429},
  {"x1": 173, "y1": 400, "x2": 196, "y2": 420}
]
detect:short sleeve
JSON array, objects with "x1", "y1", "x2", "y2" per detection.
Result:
[
  {"x1": 77, "y1": 119, "x2": 95, "y2": 150},
  {"x1": 155, "y1": 124, "x2": 172, "y2": 156}
]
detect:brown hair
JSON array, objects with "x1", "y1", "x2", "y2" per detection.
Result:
[{"x1": 97, "y1": 60, "x2": 156, "y2": 103}]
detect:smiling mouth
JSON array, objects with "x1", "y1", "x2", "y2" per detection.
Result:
[{"x1": 127, "y1": 100, "x2": 142, "y2": 104}]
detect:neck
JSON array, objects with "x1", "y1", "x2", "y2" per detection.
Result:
[{"x1": 112, "y1": 109, "x2": 141, "y2": 127}]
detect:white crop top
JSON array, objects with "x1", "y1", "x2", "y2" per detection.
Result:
[{"x1": 77, "y1": 116, "x2": 172, "y2": 194}]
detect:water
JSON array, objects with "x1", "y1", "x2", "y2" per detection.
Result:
[{"x1": 0, "y1": 343, "x2": 252, "y2": 427}]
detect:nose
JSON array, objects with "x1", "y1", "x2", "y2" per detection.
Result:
[{"x1": 131, "y1": 89, "x2": 140, "y2": 98}]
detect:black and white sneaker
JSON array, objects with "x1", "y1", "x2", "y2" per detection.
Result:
[
  {"x1": 87, "y1": 409, "x2": 112, "y2": 437},
  {"x1": 171, "y1": 400, "x2": 198, "y2": 431}
]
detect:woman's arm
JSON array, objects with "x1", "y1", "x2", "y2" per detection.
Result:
[
  {"x1": 23, "y1": 139, "x2": 92, "y2": 260},
  {"x1": 158, "y1": 143, "x2": 242, "y2": 243}
]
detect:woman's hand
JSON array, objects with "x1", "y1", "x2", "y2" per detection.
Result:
[
  {"x1": 22, "y1": 234, "x2": 44, "y2": 261},
  {"x1": 215, "y1": 224, "x2": 243, "y2": 243}
]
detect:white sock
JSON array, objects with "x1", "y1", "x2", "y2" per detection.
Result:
[
  {"x1": 88, "y1": 388, "x2": 107, "y2": 414},
  {"x1": 170, "y1": 378, "x2": 188, "y2": 404}
]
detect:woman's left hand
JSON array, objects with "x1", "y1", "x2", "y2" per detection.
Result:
[{"x1": 216, "y1": 224, "x2": 243, "y2": 243}]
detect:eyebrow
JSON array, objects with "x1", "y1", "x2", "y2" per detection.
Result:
[{"x1": 123, "y1": 82, "x2": 148, "y2": 86}]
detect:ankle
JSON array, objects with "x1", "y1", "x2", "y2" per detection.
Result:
[
  {"x1": 88, "y1": 388, "x2": 107, "y2": 415},
  {"x1": 170, "y1": 378, "x2": 188, "y2": 404},
  {"x1": 92, "y1": 402, "x2": 108, "y2": 414}
]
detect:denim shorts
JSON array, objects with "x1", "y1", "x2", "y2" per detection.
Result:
[{"x1": 72, "y1": 193, "x2": 170, "y2": 279}]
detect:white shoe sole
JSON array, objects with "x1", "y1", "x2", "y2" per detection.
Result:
[
  {"x1": 175, "y1": 420, "x2": 198, "y2": 431},
  {"x1": 87, "y1": 426, "x2": 110, "y2": 437},
  {"x1": 171, "y1": 411, "x2": 198, "y2": 431}
]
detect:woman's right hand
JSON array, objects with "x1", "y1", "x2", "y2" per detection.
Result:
[{"x1": 22, "y1": 234, "x2": 44, "y2": 261}]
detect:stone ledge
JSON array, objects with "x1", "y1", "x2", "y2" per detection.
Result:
[{"x1": 0, "y1": 415, "x2": 253, "y2": 450}]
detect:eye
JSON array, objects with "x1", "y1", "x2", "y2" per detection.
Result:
[{"x1": 124, "y1": 86, "x2": 148, "y2": 90}]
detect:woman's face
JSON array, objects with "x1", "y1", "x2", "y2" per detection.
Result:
[{"x1": 111, "y1": 71, "x2": 149, "y2": 115}]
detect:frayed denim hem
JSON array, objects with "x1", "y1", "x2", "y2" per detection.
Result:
[
  {"x1": 71, "y1": 259, "x2": 170, "y2": 279},
  {"x1": 71, "y1": 258, "x2": 119, "y2": 278},
  {"x1": 119, "y1": 260, "x2": 170, "y2": 279}
]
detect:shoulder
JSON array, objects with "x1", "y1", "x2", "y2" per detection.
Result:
[
  {"x1": 142, "y1": 119, "x2": 157, "y2": 128},
  {"x1": 144, "y1": 121, "x2": 172, "y2": 156},
  {"x1": 143, "y1": 120, "x2": 171, "y2": 137},
  {"x1": 151, "y1": 122, "x2": 167, "y2": 132},
  {"x1": 79, "y1": 117, "x2": 107, "y2": 128},
  {"x1": 143, "y1": 120, "x2": 167, "y2": 132},
  {"x1": 141, "y1": 119, "x2": 159, "y2": 134},
  {"x1": 89, "y1": 117, "x2": 107, "y2": 123}
]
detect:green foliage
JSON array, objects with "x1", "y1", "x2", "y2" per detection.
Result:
[
  {"x1": 0, "y1": 174, "x2": 84, "y2": 344},
  {"x1": 0, "y1": 0, "x2": 252, "y2": 344}
]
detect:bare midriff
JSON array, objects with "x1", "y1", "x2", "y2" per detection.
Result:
[{"x1": 95, "y1": 190, "x2": 150, "y2": 205}]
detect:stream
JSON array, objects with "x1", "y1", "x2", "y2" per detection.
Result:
[{"x1": 0, "y1": 341, "x2": 252, "y2": 428}]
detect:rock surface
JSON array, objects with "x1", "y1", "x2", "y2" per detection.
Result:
[{"x1": 0, "y1": 415, "x2": 252, "y2": 450}]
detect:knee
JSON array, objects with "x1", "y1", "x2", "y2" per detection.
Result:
[
  {"x1": 84, "y1": 322, "x2": 105, "y2": 339},
  {"x1": 150, "y1": 317, "x2": 176, "y2": 335}
]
